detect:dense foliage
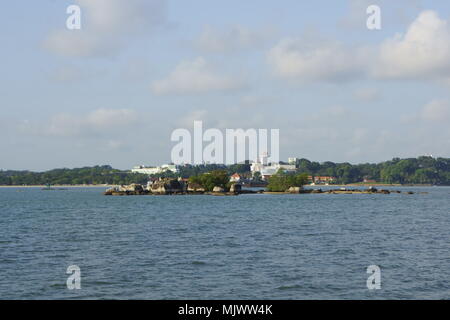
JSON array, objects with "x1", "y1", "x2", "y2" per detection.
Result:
[
  {"x1": 267, "y1": 170, "x2": 309, "y2": 192},
  {"x1": 292, "y1": 156, "x2": 450, "y2": 185},
  {"x1": 0, "y1": 156, "x2": 448, "y2": 186},
  {"x1": 0, "y1": 165, "x2": 148, "y2": 186},
  {"x1": 188, "y1": 170, "x2": 230, "y2": 191},
  {"x1": 151, "y1": 163, "x2": 251, "y2": 179}
]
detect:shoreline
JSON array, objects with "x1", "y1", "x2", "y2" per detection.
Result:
[
  {"x1": 0, "y1": 184, "x2": 442, "y2": 188},
  {"x1": 0, "y1": 185, "x2": 112, "y2": 188}
]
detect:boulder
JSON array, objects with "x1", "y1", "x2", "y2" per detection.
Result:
[
  {"x1": 287, "y1": 186, "x2": 301, "y2": 194},
  {"x1": 213, "y1": 186, "x2": 225, "y2": 193},
  {"x1": 187, "y1": 183, "x2": 205, "y2": 193},
  {"x1": 151, "y1": 179, "x2": 184, "y2": 195},
  {"x1": 230, "y1": 184, "x2": 242, "y2": 193},
  {"x1": 119, "y1": 184, "x2": 144, "y2": 193}
]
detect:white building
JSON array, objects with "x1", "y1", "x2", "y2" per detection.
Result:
[
  {"x1": 131, "y1": 164, "x2": 179, "y2": 175},
  {"x1": 288, "y1": 157, "x2": 299, "y2": 166},
  {"x1": 250, "y1": 154, "x2": 296, "y2": 180}
]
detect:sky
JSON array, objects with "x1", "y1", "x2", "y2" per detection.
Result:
[{"x1": 1, "y1": 0, "x2": 450, "y2": 171}]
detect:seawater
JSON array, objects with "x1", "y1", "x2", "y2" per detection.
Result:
[{"x1": 0, "y1": 186, "x2": 449, "y2": 299}]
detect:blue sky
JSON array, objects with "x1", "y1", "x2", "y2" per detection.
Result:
[{"x1": 1, "y1": 0, "x2": 450, "y2": 170}]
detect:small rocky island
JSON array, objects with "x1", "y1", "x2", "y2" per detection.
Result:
[{"x1": 104, "y1": 179, "x2": 417, "y2": 196}]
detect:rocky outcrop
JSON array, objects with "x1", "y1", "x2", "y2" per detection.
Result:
[
  {"x1": 104, "y1": 184, "x2": 146, "y2": 195},
  {"x1": 230, "y1": 183, "x2": 242, "y2": 194},
  {"x1": 104, "y1": 184, "x2": 415, "y2": 196},
  {"x1": 119, "y1": 184, "x2": 144, "y2": 193},
  {"x1": 150, "y1": 179, "x2": 184, "y2": 195},
  {"x1": 187, "y1": 183, "x2": 205, "y2": 193},
  {"x1": 103, "y1": 187, "x2": 118, "y2": 195},
  {"x1": 212, "y1": 186, "x2": 225, "y2": 193},
  {"x1": 287, "y1": 186, "x2": 301, "y2": 194}
]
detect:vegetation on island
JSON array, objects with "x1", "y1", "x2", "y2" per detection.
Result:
[
  {"x1": 0, "y1": 165, "x2": 148, "y2": 186},
  {"x1": 149, "y1": 163, "x2": 251, "y2": 180},
  {"x1": 188, "y1": 170, "x2": 230, "y2": 192},
  {"x1": 266, "y1": 170, "x2": 309, "y2": 192},
  {"x1": 293, "y1": 156, "x2": 450, "y2": 185},
  {"x1": 0, "y1": 156, "x2": 449, "y2": 186}
]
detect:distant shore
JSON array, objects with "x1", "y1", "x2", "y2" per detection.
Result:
[
  {"x1": 0, "y1": 184, "x2": 112, "y2": 188},
  {"x1": 0, "y1": 183, "x2": 441, "y2": 188}
]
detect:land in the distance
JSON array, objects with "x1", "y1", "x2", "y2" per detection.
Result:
[{"x1": 1, "y1": 156, "x2": 449, "y2": 186}]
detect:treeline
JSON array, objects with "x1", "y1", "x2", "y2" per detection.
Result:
[
  {"x1": 1, "y1": 156, "x2": 449, "y2": 186},
  {"x1": 0, "y1": 165, "x2": 149, "y2": 186},
  {"x1": 292, "y1": 156, "x2": 450, "y2": 185},
  {"x1": 150, "y1": 163, "x2": 251, "y2": 179},
  {"x1": 160, "y1": 156, "x2": 450, "y2": 185}
]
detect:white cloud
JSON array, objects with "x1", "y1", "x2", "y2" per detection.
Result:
[
  {"x1": 421, "y1": 99, "x2": 450, "y2": 122},
  {"x1": 268, "y1": 10, "x2": 450, "y2": 84},
  {"x1": 151, "y1": 57, "x2": 247, "y2": 95},
  {"x1": 48, "y1": 64, "x2": 107, "y2": 83},
  {"x1": 76, "y1": 0, "x2": 166, "y2": 34},
  {"x1": 338, "y1": 0, "x2": 377, "y2": 30},
  {"x1": 195, "y1": 25, "x2": 274, "y2": 53},
  {"x1": 267, "y1": 37, "x2": 366, "y2": 82},
  {"x1": 45, "y1": 108, "x2": 138, "y2": 137},
  {"x1": 353, "y1": 87, "x2": 382, "y2": 102},
  {"x1": 176, "y1": 109, "x2": 208, "y2": 128},
  {"x1": 338, "y1": 0, "x2": 423, "y2": 30},
  {"x1": 43, "y1": 0, "x2": 167, "y2": 57},
  {"x1": 43, "y1": 31, "x2": 120, "y2": 58},
  {"x1": 375, "y1": 10, "x2": 450, "y2": 79}
]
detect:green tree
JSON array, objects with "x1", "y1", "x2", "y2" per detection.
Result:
[
  {"x1": 189, "y1": 170, "x2": 230, "y2": 191},
  {"x1": 267, "y1": 170, "x2": 309, "y2": 192}
]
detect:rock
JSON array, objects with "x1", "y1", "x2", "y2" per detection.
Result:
[
  {"x1": 119, "y1": 184, "x2": 144, "y2": 193},
  {"x1": 104, "y1": 186, "x2": 119, "y2": 195},
  {"x1": 287, "y1": 187, "x2": 301, "y2": 194},
  {"x1": 151, "y1": 179, "x2": 184, "y2": 195},
  {"x1": 187, "y1": 183, "x2": 205, "y2": 193},
  {"x1": 368, "y1": 186, "x2": 378, "y2": 193},
  {"x1": 230, "y1": 184, "x2": 242, "y2": 193},
  {"x1": 213, "y1": 186, "x2": 225, "y2": 193},
  {"x1": 311, "y1": 189, "x2": 323, "y2": 193}
]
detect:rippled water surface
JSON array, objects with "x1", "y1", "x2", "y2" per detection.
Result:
[{"x1": 0, "y1": 186, "x2": 449, "y2": 299}]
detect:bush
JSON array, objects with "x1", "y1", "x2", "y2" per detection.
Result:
[
  {"x1": 267, "y1": 170, "x2": 308, "y2": 192},
  {"x1": 188, "y1": 170, "x2": 230, "y2": 192}
]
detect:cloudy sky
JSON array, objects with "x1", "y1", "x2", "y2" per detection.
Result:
[{"x1": 1, "y1": 0, "x2": 450, "y2": 170}]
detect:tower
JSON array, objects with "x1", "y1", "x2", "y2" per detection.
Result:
[{"x1": 260, "y1": 152, "x2": 268, "y2": 166}]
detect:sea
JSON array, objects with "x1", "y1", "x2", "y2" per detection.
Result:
[{"x1": 0, "y1": 186, "x2": 449, "y2": 299}]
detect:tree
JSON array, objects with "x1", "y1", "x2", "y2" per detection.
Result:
[
  {"x1": 267, "y1": 170, "x2": 309, "y2": 192},
  {"x1": 189, "y1": 170, "x2": 230, "y2": 191},
  {"x1": 253, "y1": 171, "x2": 262, "y2": 181}
]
